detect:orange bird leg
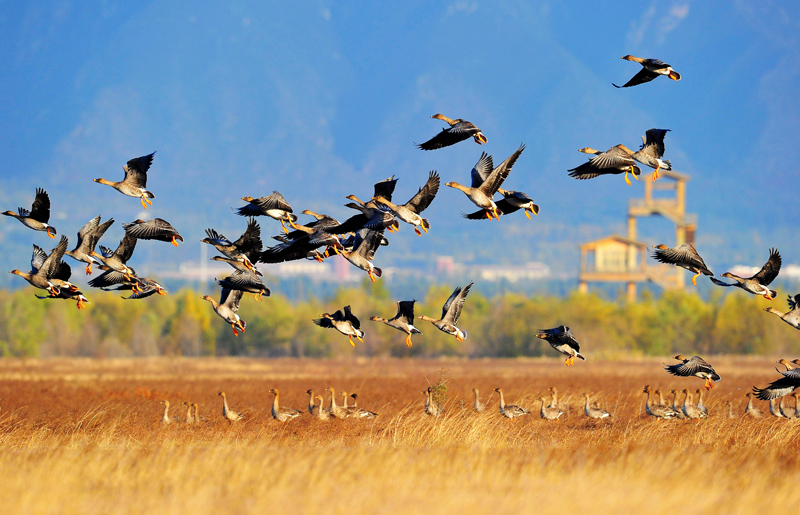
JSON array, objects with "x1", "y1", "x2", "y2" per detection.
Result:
[
  {"x1": 348, "y1": 335, "x2": 355, "y2": 347},
  {"x1": 46, "y1": 227, "x2": 55, "y2": 239},
  {"x1": 415, "y1": 226, "x2": 422, "y2": 237},
  {"x1": 691, "y1": 272, "x2": 700, "y2": 286},
  {"x1": 140, "y1": 196, "x2": 148, "y2": 210},
  {"x1": 624, "y1": 169, "x2": 632, "y2": 186},
  {"x1": 238, "y1": 321, "x2": 246, "y2": 333},
  {"x1": 85, "y1": 263, "x2": 93, "y2": 275},
  {"x1": 171, "y1": 236, "x2": 180, "y2": 247},
  {"x1": 421, "y1": 224, "x2": 428, "y2": 233},
  {"x1": 231, "y1": 323, "x2": 239, "y2": 337},
  {"x1": 632, "y1": 166, "x2": 639, "y2": 181},
  {"x1": 485, "y1": 210, "x2": 493, "y2": 220},
  {"x1": 405, "y1": 334, "x2": 413, "y2": 347},
  {"x1": 565, "y1": 357, "x2": 570, "y2": 366},
  {"x1": 652, "y1": 164, "x2": 660, "y2": 182},
  {"x1": 764, "y1": 292, "x2": 774, "y2": 300},
  {"x1": 368, "y1": 269, "x2": 376, "y2": 283},
  {"x1": 288, "y1": 219, "x2": 300, "y2": 230},
  {"x1": 525, "y1": 209, "x2": 532, "y2": 220},
  {"x1": 456, "y1": 334, "x2": 464, "y2": 343},
  {"x1": 492, "y1": 207, "x2": 500, "y2": 220},
  {"x1": 157, "y1": 286, "x2": 166, "y2": 296},
  {"x1": 253, "y1": 293, "x2": 261, "y2": 302},
  {"x1": 76, "y1": 299, "x2": 83, "y2": 310}
]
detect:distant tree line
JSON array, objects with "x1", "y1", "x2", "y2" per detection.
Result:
[{"x1": 0, "y1": 280, "x2": 795, "y2": 358}]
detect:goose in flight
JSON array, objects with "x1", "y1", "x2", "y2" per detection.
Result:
[
  {"x1": 651, "y1": 243, "x2": 713, "y2": 286},
  {"x1": 613, "y1": 55, "x2": 680, "y2": 88},
  {"x1": 2, "y1": 188, "x2": 57, "y2": 238},
  {"x1": 94, "y1": 152, "x2": 156, "y2": 209},
  {"x1": 710, "y1": 248, "x2": 781, "y2": 300},
  {"x1": 418, "y1": 282, "x2": 473, "y2": 343},
  {"x1": 416, "y1": 114, "x2": 486, "y2": 150}
]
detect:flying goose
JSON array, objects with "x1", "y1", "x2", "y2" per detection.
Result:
[
  {"x1": 237, "y1": 191, "x2": 299, "y2": 234},
  {"x1": 65, "y1": 215, "x2": 114, "y2": 275},
  {"x1": 218, "y1": 270, "x2": 270, "y2": 302},
  {"x1": 418, "y1": 282, "x2": 473, "y2": 343},
  {"x1": 94, "y1": 152, "x2": 156, "y2": 209},
  {"x1": 370, "y1": 300, "x2": 422, "y2": 347},
  {"x1": 10, "y1": 236, "x2": 74, "y2": 296},
  {"x1": 202, "y1": 218, "x2": 263, "y2": 273},
  {"x1": 89, "y1": 232, "x2": 138, "y2": 280},
  {"x1": 536, "y1": 326, "x2": 586, "y2": 366},
  {"x1": 710, "y1": 248, "x2": 781, "y2": 300},
  {"x1": 202, "y1": 288, "x2": 246, "y2": 337},
  {"x1": 651, "y1": 243, "x2": 714, "y2": 285},
  {"x1": 416, "y1": 114, "x2": 487, "y2": 150},
  {"x1": 123, "y1": 218, "x2": 183, "y2": 247},
  {"x1": 371, "y1": 171, "x2": 440, "y2": 236},
  {"x1": 613, "y1": 55, "x2": 680, "y2": 88},
  {"x1": 447, "y1": 145, "x2": 525, "y2": 220},
  {"x1": 568, "y1": 145, "x2": 641, "y2": 186},
  {"x1": 764, "y1": 294, "x2": 800, "y2": 330},
  {"x1": 2, "y1": 188, "x2": 57, "y2": 238},
  {"x1": 632, "y1": 129, "x2": 673, "y2": 181},
  {"x1": 665, "y1": 355, "x2": 720, "y2": 389},
  {"x1": 313, "y1": 306, "x2": 364, "y2": 347}
]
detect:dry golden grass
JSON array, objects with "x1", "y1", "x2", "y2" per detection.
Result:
[{"x1": 1, "y1": 357, "x2": 800, "y2": 514}]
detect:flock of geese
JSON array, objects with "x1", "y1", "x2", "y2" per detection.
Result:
[{"x1": 4, "y1": 54, "x2": 800, "y2": 419}]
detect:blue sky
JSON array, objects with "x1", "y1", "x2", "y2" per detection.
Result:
[{"x1": 0, "y1": 1, "x2": 798, "y2": 289}]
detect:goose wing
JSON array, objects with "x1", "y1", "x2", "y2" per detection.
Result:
[
  {"x1": 123, "y1": 152, "x2": 155, "y2": 187},
  {"x1": 373, "y1": 176, "x2": 399, "y2": 202},
  {"x1": 665, "y1": 356, "x2": 719, "y2": 380},
  {"x1": 41, "y1": 236, "x2": 69, "y2": 279},
  {"x1": 123, "y1": 218, "x2": 182, "y2": 241},
  {"x1": 639, "y1": 129, "x2": 670, "y2": 159},
  {"x1": 416, "y1": 126, "x2": 473, "y2": 151},
  {"x1": 442, "y1": 281, "x2": 472, "y2": 324},
  {"x1": 29, "y1": 188, "x2": 51, "y2": 223},
  {"x1": 613, "y1": 68, "x2": 659, "y2": 88},
  {"x1": 220, "y1": 287, "x2": 243, "y2": 313},
  {"x1": 753, "y1": 376, "x2": 800, "y2": 400},
  {"x1": 258, "y1": 191, "x2": 293, "y2": 212},
  {"x1": 313, "y1": 316, "x2": 335, "y2": 329},
  {"x1": 788, "y1": 294, "x2": 799, "y2": 311},
  {"x1": 404, "y1": 171, "x2": 440, "y2": 214},
  {"x1": 219, "y1": 270, "x2": 268, "y2": 293},
  {"x1": 478, "y1": 144, "x2": 525, "y2": 196},
  {"x1": 233, "y1": 218, "x2": 263, "y2": 257},
  {"x1": 470, "y1": 153, "x2": 494, "y2": 189},
  {"x1": 537, "y1": 326, "x2": 580, "y2": 353},
  {"x1": 73, "y1": 216, "x2": 101, "y2": 252},
  {"x1": 343, "y1": 305, "x2": 361, "y2": 330},
  {"x1": 30, "y1": 244, "x2": 48, "y2": 275},
  {"x1": 752, "y1": 248, "x2": 781, "y2": 285},
  {"x1": 89, "y1": 269, "x2": 132, "y2": 289},
  {"x1": 587, "y1": 145, "x2": 635, "y2": 169},
  {"x1": 115, "y1": 232, "x2": 138, "y2": 263},
  {"x1": 395, "y1": 300, "x2": 416, "y2": 324},
  {"x1": 355, "y1": 228, "x2": 385, "y2": 260},
  {"x1": 651, "y1": 243, "x2": 713, "y2": 275},
  {"x1": 204, "y1": 228, "x2": 231, "y2": 246}
]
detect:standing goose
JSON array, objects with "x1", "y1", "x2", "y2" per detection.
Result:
[
  {"x1": 65, "y1": 215, "x2": 114, "y2": 275},
  {"x1": 472, "y1": 389, "x2": 485, "y2": 413},
  {"x1": 613, "y1": 55, "x2": 681, "y2": 88},
  {"x1": 236, "y1": 191, "x2": 299, "y2": 234},
  {"x1": 89, "y1": 232, "x2": 138, "y2": 280},
  {"x1": 305, "y1": 389, "x2": 318, "y2": 415},
  {"x1": 744, "y1": 393, "x2": 763, "y2": 418},
  {"x1": 202, "y1": 288, "x2": 246, "y2": 337},
  {"x1": 370, "y1": 300, "x2": 422, "y2": 347},
  {"x1": 710, "y1": 248, "x2": 781, "y2": 300},
  {"x1": 423, "y1": 387, "x2": 442, "y2": 417},
  {"x1": 632, "y1": 129, "x2": 673, "y2": 181},
  {"x1": 695, "y1": 389, "x2": 709, "y2": 416},
  {"x1": 768, "y1": 398, "x2": 787, "y2": 419},
  {"x1": 160, "y1": 400, "x2": 178, "y2": 424},
  {"x1": 642, "y1": 385, "x2": 678, "y2": 419},
  {"x1": 325, "y1": 387, "x2": 348, "y2": 419},
  {"x1": 779, "y1": 395, "x2": 796, "y2": 419},
  {"x1": 665, "y1": 355, "x2": 721, "y2": 389},
  {"x1": 493, "y1": 388, "x2": 530, "y2": 418},
  {"x1": 340, "y1": 392, "x2": 377, "y2": 419},
  {"x1": 2, "y1": 187, "x2": 57, "y2": 238},
  {"x1": 582, "y1": 393, "x2": 610, "y2": 419},
  {"x1": 313, "y1": 306, "x2": 364, "y2": 347},
  {"x1": 371, "y1": 171, "x2": 440, "y2": 236},
  {"x1": 418, "y1": 281, "x2": 473, "y2": 343},
  {"x1": 536, "y1": 326, "x2": 586, "y2": 366},
  {"x1": 202, "y1": 218, "x2": 263, "y2": 273},
  {"x1": 313, "y1": 395, "x2": 330, "y2": 420},
  {"x1": 568, "y1": 145, "x2": 641, "y2": 186},
  {"x1": 538, "y1": 397, "x2": 565, "y2": 420},
  {"x1": 416, "y1": 113, "x2": 487, "y2": 150},
  {"x1": 669, "y1": 390, "x2": 687, "y2": 419},
  {"x1": 651, "y1": 243, "x2": 714, "y2": 285},
  {"x1": 123, "y1": 218, "x2": 183, "y2": 247},
  {"x1": 10, "y1": 236, "x2": 73, "y2": 296},
  {"x1": 217, "y1": 392, "x2": 243, "y2": 423},
  {"x1": 94, "y1": 152, "x2": 156, "y2": 209},
  {"x1": 681, "y1": 389, "x2": 706, "y2": 419},
  {"x1": 764, "y1": 294, "x2": 800, "y2": 330},
  {"x1": 447, "y1": 145, "x2": 525, "y2": 220},
  {"x1": 182, "y1": 401, "x2": 195, "y2": 424},
  {"x1": 548, "y1": 387, "x2": 562, "y2": 411},
  {"x1": 218, "y1": 270, "x2": 270, "y2": 302},
  {"x1": 269, "y1": 388, "x2": 301, "y2": 422}
]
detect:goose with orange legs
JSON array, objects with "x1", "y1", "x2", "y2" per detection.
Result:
[
  {"x1": 202, "y1": 218, "x2": 262, "y2": 273},
  {"x1": 218, "y1": 270, "x2": 270, "y2": 302},
  {"x1": 536, "y1": 326, "x2": 585, "y2": 366},
  {"x1": 711, "y1": 248, "x2": 781, "y2": 300},
  {"x1": 370, "y1": 300, "x2": 422, "y2": 347},
  {"x1": 416, "y1": 114, "x2": 487, "y2": 150},
  {"x1": 338, "y1": 228, "x2": 385, "y2": 282},
  {"x1": 10, "y1": 236, "x2": 74, "y2": 297},
  {"x1": 632, "y1": 129, "x2": 673, "y2": 181},
  {"x1": 236, "y1": 191, "x2": 299, "y2": 235},
  {"x1": 313, "y1": 306, "x2": 364, "y2": 346},
  {"x1": 569, "y1": 145, "x2": 641, "y2": 186},
  {"x1": 202, "y1": 288, "x2": 246, "y2": 337},
  {"x1": 613, "y1": 55, "x2": 680, "y2": 88},
  {"x1": 2, "y1": 188, "x2": 57, "y2": 238},
  {"x1": 65, "y1": 215, "x2": 114, "y2": 275},
  {"x1": 418, "y1": 282, "x2": 472, "y2": 343},
  {"x1": 123, "y1": 218, "x2": 183, "y2": 247},
  {"x1": 89, "y1": 232, "x2": 138, "y2": 281},
  {"x1": 651, "y1": 243, "x2": 714, "y2": 286},
  {"x1": 371, "y1": 171, "x2": 440, "y2": 236},
  {"x1": 94, "y1": 152, "x2": 156, "y2": 209},
  {"x1": 665, "y1": 355, "x2": 720, "y2": 389},
  {"x1": 447, "y1": 145, "x2": 525, "y2": 221}
]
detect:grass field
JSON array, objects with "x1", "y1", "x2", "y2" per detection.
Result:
[{"x1": 1, "y1": 356, "x2": 799, "y2": 514}]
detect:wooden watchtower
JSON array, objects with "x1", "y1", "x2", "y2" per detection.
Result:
[{"x1": 578, "y1": 170, "x2": 696, "y2": 301}]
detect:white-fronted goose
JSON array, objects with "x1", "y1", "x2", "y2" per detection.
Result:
[
  {"x1": 89, "y1": 232, "x2": 137, "y2": 280},
  {"x1": 472, "y1": 389, "x2": 485, "y2": 413},
  {"x1": 339, "y1": 228, "x2": 385, "y2": 282},
  {"x1": 372, "y1": 171, "x2": 440, "y2": 236},
  {"x1": 418, "y1": 281, "x2": 473, "y2": 342},
  {"x1": 370, "y1": 300, "x2": 422, "y2": 347},
  {"x1": 613, "y1": 55, "x2": 680, "y2": 88},
  {"x1": 632, "y1": 129, "x2": 673, "y2": 181},
  {"x1": 681, "y1": 389, "x2": 706, "y2": 419},
  {"x1": 569, "y1": 145, "x2": 641, "y2": 186},
  {"x1": 218, "y1": 270, "x2": 270, "y2": 302},
  {"x1": 416, "y1": 114, "x2": 486, "y2": 150},
  {"x1": 94, "y1": 152, "x2": 156, "y2": 209},
  {"x1": 582, "y1": 393, "x2": 610, "y2": 419},
  {"x1": 65, "y1": 215, "x2": 114, "y2": 275},
  {"x1": 182, "y1": 401, "x2": 195, "y2": 424},
  {"x1": 2, "y1": 188, "x2": 56, "y2": 238},
  {"x1": 313, "y1": 395, "x2": 330, "y2": 420},
  {"x1": 665, "y1": 355, "x2": 721, "y2": 389},
  {"x1": 423, "y1": 387, "x2": 442, "y2": 417},
  {"x1": 325, "y1": 387, "x2": 348, "y2": 419},
  {"x1": 160, "y1": 400, "x2": 177, "y2": 424},
  {"x1": 305, "y1": 389, "x2": 317, "y2": 415},
  {"x1": 764, "y1": 294, "x2": 800, "y2": 330},
  {"x1": 769, "y1": 398, "x2": 786, "y2": 419},
  {"x1": 695, "y1": 388, "x2": 709, "y2": 416},
  {"x1": 202, "y1": 218, "x2": 262, "y2": 273},
  {"x1": 536, "y1": 326, "x2": 586, "y2": 366},
  {"x1": 269, "y1": 388, "x2": 301, "y2": 422},
  {"x1": 237, "y1": 191, "x2": 299, "y2": 234},
  {"x1": 463, "y1": 189, "x2": 540, "y2": 221},
  {"x1": 669, "y1": 390, "x2": 687, "y2": 419},
  {"x1": 313, "y1": 306, "x2": 364, "y2": 347},
  {"x1": 217, "y1": 392, "x2": 243, "y2": 423},
  {"x1": 642, "y1": 385, "x2": 678, "y2": 419},
  {"x1": 651, "y1": 243, "x2": 714, "y2": 285},
  {"x1": 538, "y1": 397, "x2": 564, "y2": 420},
  {"x1": 447, "y1": 145, "x2": 525, "y2": 220},
  {"x1": 123, "y1": 218, "x2": 183, "y2": 247},
  {"x1": 340, "y1": 392, "x2": 377, "y2": 419},
  {"x1": 10, "y1": 236, "x2": 74, "y2": 296},
  {"x1": 711, "y1": 248, "x2": 781, "y2": 300},
  {"x1": 202, "y1": 288, "x2": 246, "y2": 337},
  {"x1": 779, "y1": 395, "x2": 796, "y2": 419}
]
